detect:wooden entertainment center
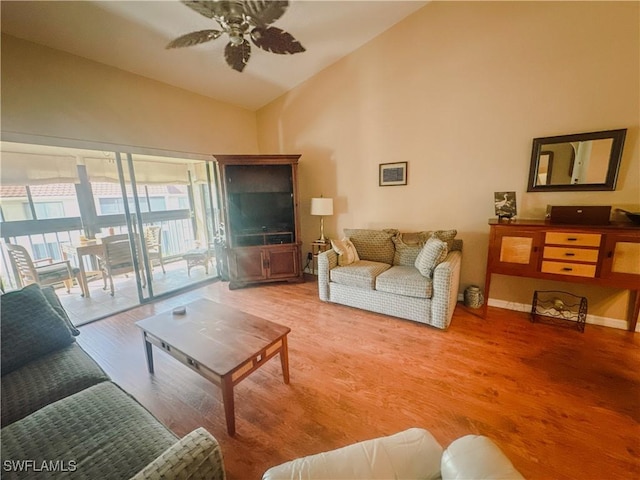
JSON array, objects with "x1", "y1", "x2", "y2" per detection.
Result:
[
  {"x1": 483, "y1": 219, "x2": 640, "y2": 331},
  {"x1": 214, "y1": 154, "x2": 303, "y2": 289}
]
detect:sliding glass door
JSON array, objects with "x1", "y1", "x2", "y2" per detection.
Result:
[{"x1": 0, "y1": 140, "x2": 221, "y2": 326}]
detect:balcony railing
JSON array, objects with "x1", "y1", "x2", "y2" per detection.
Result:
[{"x1": 1, "y1": 217, "x2": 202, "y2": 290}]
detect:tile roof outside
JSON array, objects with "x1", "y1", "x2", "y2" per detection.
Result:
[{"x1": 0, "y1": 183, "x2": 187, "y2": 198}]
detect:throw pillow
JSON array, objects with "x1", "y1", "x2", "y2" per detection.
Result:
[
  {"x1": 331, "y1": 238, "x2": 347, "y2": 255},
  {"x1": 432, "y1": 230, "x2": 457, "y2": 251},
  {"x1": 414, "y1": 237, "x2": 449, "y2": 278},
  {"x1": 1, "y1": 284, "x2": 76, "y2": 376},
  {"x1": 343, "y1": 229, "x2": 398, "y2": 264},
  {"x1": 41, "y1": 286, "x2": 80, "y2": 336},
  {"x1": 338, "y1": 239, "x2": 360, "y2": 266},
  {"x1": 332, "y1": 238, "x2": 360, "y2": 266},
  {"x1": 392, "y1": 231, "x2": 432, "y2": 266}
]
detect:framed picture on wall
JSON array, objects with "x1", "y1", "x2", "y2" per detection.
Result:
[{"x1": 379, "y1": 162, "x2": 408, "y2": 186}]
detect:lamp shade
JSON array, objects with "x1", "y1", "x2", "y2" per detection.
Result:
[{"x1": 310, "y1": 197, "x2": 333, "y2": 216}]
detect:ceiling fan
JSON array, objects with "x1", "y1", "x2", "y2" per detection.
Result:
[{"x1": 167, "y1": 0, "x2": 305, "y2": 72}]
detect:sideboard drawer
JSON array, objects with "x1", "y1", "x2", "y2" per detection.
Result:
[
  {"x1": 543, "y1": 246, "x2": 599, "y2": 263},
  {"x1": 545, "y1": 232, "x2": 602, "y2": 247},
  {"x1": 541, "y1": 261, "x2": 597, "y2": 278}
]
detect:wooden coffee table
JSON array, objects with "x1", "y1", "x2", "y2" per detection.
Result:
[{"x1": 136, "y1": 298, "x2": 291, "y2": 435}]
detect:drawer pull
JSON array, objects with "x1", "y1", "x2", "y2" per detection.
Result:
[
  {"x1": 566, "y1": 237, "x2": 578, "y2": 241},
  {"x1": 564, "y1": 252, "x2": 576, "y2": 257},
  {"x1": 561, "y1": 267, "x2": 573, "y2": 271}
]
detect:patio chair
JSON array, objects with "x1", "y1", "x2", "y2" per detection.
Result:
[
  {"x1": 5, "y1": 243, "x2": 80, "y2": 294},
  {"x1": 97, "y1": 234, "x2": 146, "y2": 296},
  {"x1": 144, "y1": 225, "x2": 165, "y2": 274}
]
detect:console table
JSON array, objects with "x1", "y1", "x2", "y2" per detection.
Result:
[{"x1": 483, "y1": 219, "x2": 640, "y2": 331}]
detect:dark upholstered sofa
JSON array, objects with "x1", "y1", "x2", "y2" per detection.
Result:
[{"x1": 0, "y1": 284, "x2": 225, "y2": 479}]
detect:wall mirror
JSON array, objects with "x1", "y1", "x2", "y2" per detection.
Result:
[{"x1": 527, "y1": 128, "x2": 626, "y2": 192}]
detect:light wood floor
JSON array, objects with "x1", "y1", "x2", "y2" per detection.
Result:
[{"x1": 76, "y1": 278, "x2": 639, "y2": 480}]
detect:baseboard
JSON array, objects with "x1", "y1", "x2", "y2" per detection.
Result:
[{"x1": 486, "y1": 298, "x2": 639, "y2": 332}]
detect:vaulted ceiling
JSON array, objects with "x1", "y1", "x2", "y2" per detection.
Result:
[{"x1": 1, "y1": 1, "x2": 428, "y2": 110}]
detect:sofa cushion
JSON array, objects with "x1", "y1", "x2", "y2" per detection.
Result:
[
  {"x1": 0, "y1": 382, "x2": 178, "y2": 480},
  {"x1": 1, "y1": 343, "x2": 109, "y2": 427},
  {"x1": 344, "y1": 229, "x2": 398, "y2": 264},
  {"x1": 1, "y1": 284, "x2": 75, "y2": 376},
  {"x1": 331, "y1": 261, "x2": 391, "y2": 290},
  {"x1": 376, "y1": 266, "x2": 434, "y2": 299},
  {"x1": 415, "y1": 237, "x2": 449, "y2": 278},
  {"x1": 392, "y1": 231, "x2": 432, "y2": 266}
]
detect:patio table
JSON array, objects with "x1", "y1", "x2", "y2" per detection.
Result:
[{"x1": 61, "y1": 241, "x2": 103, "y2": 297}]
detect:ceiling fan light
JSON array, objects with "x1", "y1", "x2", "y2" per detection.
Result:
[
  {"x1": 228, "y1": 24, "x2": 246, "y2": 45},
  {"x1": 229, "y1": 34, "x2": 244, "y2": 45}
]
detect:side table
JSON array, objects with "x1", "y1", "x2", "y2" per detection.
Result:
[
  {"x1": 311, "y1": 240, "x2": 331, "y2": 275},
  {"x1": 183, "y1": 248, "x2": 211, "y2": 276}
]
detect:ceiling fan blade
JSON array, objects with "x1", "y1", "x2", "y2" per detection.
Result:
[
  {"x1": 250, "y1": 27, "x2": 305, "y2": 55},
  {"x1": 181, "y1": 1, "x2": 225, "y2": 19},
  {"x1": 167, "y1": 30, "x2": 223, "y2": 49},
  {"x1": 244, "y1": 1, "x2": 289, "y2": 26},
  {"x1": 224, "y1": 41, "x2": 251, "y2": 72}
]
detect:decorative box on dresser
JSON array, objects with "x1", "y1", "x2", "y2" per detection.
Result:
[
  {"x1": 484, "y1": 219, "x2": 640, "y2": 331},
  {"x1": 214, "y1": 154, "x2": 303, "y2": 289}
]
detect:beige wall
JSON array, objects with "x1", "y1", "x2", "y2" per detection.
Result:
[
  {"x1": 1, "y1": 34, "x2": 258, "y2": 155},
  {"x1": 256, "y1": 1, "x2": 640, "y2": 322}
]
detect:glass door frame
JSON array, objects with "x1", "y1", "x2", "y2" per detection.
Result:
[{"x1": 114, "y1": 151, "x2": 149, "y2": 301}]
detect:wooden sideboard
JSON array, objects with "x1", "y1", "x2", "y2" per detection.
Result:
[{"x1": 483, "y1": 219, "x2": 640, "y2": 331}]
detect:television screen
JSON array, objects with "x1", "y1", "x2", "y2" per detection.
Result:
[{"x1": 229, "y1": 192, "x2": 294, "y2": 234}]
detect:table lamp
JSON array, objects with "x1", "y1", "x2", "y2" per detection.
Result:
[{"x1": 310, "y1": 197, "x2": 333, "y2": 243}]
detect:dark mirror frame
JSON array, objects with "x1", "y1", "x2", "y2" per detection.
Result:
[{"x1": 527, "y1": 128, "x2": 627, "y2": 192}]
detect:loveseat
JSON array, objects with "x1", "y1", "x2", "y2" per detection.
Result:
[
  {"x1": 318, "y1": 229, "x2": 462, "y2": 329},
  {"x1": 0, "y1": 284, "x2": 225, "y2": 479},
  {"x1": 263, "y1": 427, "x2": 524, "y2": 479}
]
